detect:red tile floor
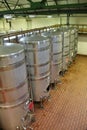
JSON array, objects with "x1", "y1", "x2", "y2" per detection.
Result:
[{"x1": 31, "y1": 55, "x2": 87, "y2": 130}]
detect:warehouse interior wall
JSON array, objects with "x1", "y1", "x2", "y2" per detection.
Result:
[
  {"x1": 0, "y1": 16, "x2": 87, "y2": 55},
  {"x1": 0, "y1": 16, "x2": 87, "y2": 31},
  {"x1": 11, "y1": 18, "x2": 27, "y2": 31},
  {"x1": 0, "y1": 17, "x2": 65, "y2": 31},
  {"x1": 0, "y1": 17, "x2": 27, "y2": 32},
  {"x1": 31, "y1": 17, "x2": 61, "y2": 28},
  {"x1": 70, "y1": 17, "x2": 87, "y2": 24},
  {"x1": 78, "y1": 35, "x2": 87, "y2": 55}
]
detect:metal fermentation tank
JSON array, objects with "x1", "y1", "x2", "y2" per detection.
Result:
[
  {"x1": 59, "y1": 28, "x2": 70, "y2": 71},
  {"x1": 69, "y1": 27, "x2": 75, "y2": 63},
  {"x1": 73, "y1": 28, "x2": 78, "y2": 59},
  {"x1": 0, "y1": 44, "x2": 30, "y2": 130},
  {"x1": 42, "y1": 31, "x2": 62, "y2": 84},
  {"x1": 19, "y1": 35, "x2": 50, "y2": 102}
]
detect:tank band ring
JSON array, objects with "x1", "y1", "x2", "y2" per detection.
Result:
[
  {"x1": 0, "y1": 93, "x2": 28, "y2": 104},
  {"x1": 27, "y1": 45, "x2": 50, "y2": 52},
  {"x1": 0, "y1": 51, "x2": 24, "y2": 59},
  {"x1": 63, "y1": 53, "x2": 69, "y2": 56},
  {"x1": 30, "y1": 72, "x2": 50, "y2": 81},
  {"x1": 63, "y1": 45, "x2": 69, "y2": 48},
  {"x1": 28, "y1": 61, "x2": 50, "y2": 67},
  {"x1": 0, "y1": 94, "x2": 29, "y2": 109},
  {"x1": 0, "y1": 59, "x2": 25, "y2": 71},
  {"x1": 29, "y1": 69, "x2": 50, "y2": 77},
  {"x1": 53, "y1": 52, "x2": 62, "y2": 55},
  {"x1": 0, "y1": 78, "x2": 28, "y2": 91},
  {"x1": 53, "y1": 61, "x2": 62, "y2": 65}
]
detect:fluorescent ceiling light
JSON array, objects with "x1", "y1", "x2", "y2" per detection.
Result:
[
  {"x1": 29, "y1": 15, "x2": 35, "y2": 18},
  {"x1": 47, "y1": 15, "x2": 52, "y2": 18}
]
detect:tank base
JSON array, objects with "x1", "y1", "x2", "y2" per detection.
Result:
[
  {"x1": 21, "y1": 111, "x2": 35, "y2": 130},
  {"x1": 59, "y1": 69, "x2": 68, "y2": 76},
  {"x1": 50, "y1": 78, "x2": 62, "y2": 90},
  {"x1": 34, "y1": 94, "x2": 51, "y2": 109}
]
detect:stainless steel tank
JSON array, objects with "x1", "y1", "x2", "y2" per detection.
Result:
[
  {"x1": 19, "y1": 35, "x2": 50, "y2": 102},
  {"x1": 59, "y1": 28, "x2": 70, "y2": 71},
  {"x1": 73, "y1": 28, "x2": 78, "y2": 59},
  {"x1": 0, "y1": 44, "x2": 30, "y2": 130},
  {"x1": 68, "y1": 27, "x2": 75, "y2": 63},
  {"x1": 42, "y1": 31, "x2": 62, "y2": 84}
]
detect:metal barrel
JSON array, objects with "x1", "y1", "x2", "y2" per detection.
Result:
[
  {"x1": 42, "y1": 31, "x2": 62, "y2": 83},
  {"x1": 59, "y1": 27, "x2": 70, "y2": 70},
  {"x1": 19, "y1": 35, "x2": 50, "y2": 102},
  {"x1": 73, "y1": 28, "x2": 78, "y2": 58},
  {"x1": 68, "y1": 27, "x2": 75, "y2": 62},
  {"x1": 0, "y1": 44, "x2": 29, "y2": 130}
]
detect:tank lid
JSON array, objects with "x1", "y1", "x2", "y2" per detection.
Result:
[
  {"x1": 19, "y1": 35, "x2": 49, "y2": 43},
  {"x1": 0, "y1": 44, "x2": 24, "y2": 58}
]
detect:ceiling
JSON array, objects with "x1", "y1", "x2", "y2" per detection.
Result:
[{"x1": 0, "y1": 0, "x2": 87, "y2": 17}]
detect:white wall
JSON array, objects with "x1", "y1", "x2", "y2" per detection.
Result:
[
  {"x1": 0, "y1": 19, "x2": 9, "y2": 32},
  {"x1": 0, "y1": 17, "x2": 67, "y2": 32},
  {"x1": 70, "y1": 17, "x2": 87, "y2": 24},
  {"x1": 0, "y1": 17, "x2": 30, "y2": 32},
  {"x1": 11, "y1": 18, "x2": 27, "y2": 31},
  {"x1": 0, "y1": 16, "x2": 87, "y2": 31},
  {"x1": 78, "y1": 35, "x2": 87, "y2": 55},
  {"x1": 31, "y1": 17, "x2": 60, "y2": 29}
]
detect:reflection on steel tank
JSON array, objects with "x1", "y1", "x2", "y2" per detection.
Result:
[
  {"x1": 19, "y1": 34, "x2": 51, "y2": 102},
  {"x1": 0, "y1": 44, "x2": 32, "y2": 130},
  {"x1": 42, "y1": 30, "x2": 62, "y2": 84}
]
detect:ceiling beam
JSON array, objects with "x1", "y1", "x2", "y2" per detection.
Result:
[
  {"x1": 0, "y1": 3, "x2": 87, "y2": 16},
  {"x1": 3, "y1": 0, "x2": 11, "y2": 10},
  {"x1": 53, "y1": 0, "x2": 58, "y2": 5},
  {"x1": 14, "y1": 0, "x2": 20, "y2": 9}
]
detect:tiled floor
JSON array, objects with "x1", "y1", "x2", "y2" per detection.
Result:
[{"x1": 31, "y1": 55, "x2": 87, "y2": 130}]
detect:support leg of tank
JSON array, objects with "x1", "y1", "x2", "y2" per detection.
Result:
[
  {"x1": 54, "y1": 78, "x2": 62, "y2": 87},
  {"x1": 54, "y1": 79, "x2": 58, "y2": 88},
  {"x1": 22, "y1": 126, "x2": 27, "y2": 130},
  {"x1": 50, "y1": 83, "x2": 55, "y2": 89},
  {"x1": 16, "y1": 126, "x2": 20, "y2": 130},
  {"x1": 28, "y1": 127, "x2": 33, "y2": 130},
  {"x1": 68, "y1": 61, "x2": 71, "y2": 67},
  {"x1": 59, "y1": 70, "x2": 65, "y2": 76},
  {"x1": 73, "y1": 57, "x2": 76, "y2": 63},
  {"x1": 23, "y1": 126, "x2": 33, "y2": 130},
  {"x1": 40, "y1": 97, "x2": 44, "y2": 109},
  {"x1": 57, "y1": 79, "x2": 62, "y2": 84},
  {"x1": 27, "y1": 122, "x2": 34, "y2": 130},
  {"x1": 47, "y1": 94, "x2": 51, "y2": 101},
  {"x1": 50, "y1": 80, "x2": 58, "y2": 90},
  {"x1": 30, "y1": 113, "x2": 36, "y2": 122}
]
